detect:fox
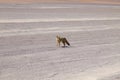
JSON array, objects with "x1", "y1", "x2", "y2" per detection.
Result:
[{"x1": 56, "y1": 35, "x2": 70, "y2": 47}]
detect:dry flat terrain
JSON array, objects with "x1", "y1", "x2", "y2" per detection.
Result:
[
  {"x1": 0, "y1": 3, "x2": 120, "y2": 80},
  {"x1": 0, "y1": 0, "x2": 120, "y2": 4}
]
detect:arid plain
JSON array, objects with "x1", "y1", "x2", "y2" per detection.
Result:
[{"x1": 0, "y1": 3, "x2": 120, "y2": 80}]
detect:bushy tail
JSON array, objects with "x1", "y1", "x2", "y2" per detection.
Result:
[{"x1": 65, "y1": 38, "x2": 70, "y2": 46}]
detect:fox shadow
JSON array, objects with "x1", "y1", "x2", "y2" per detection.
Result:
[{"x1": 61, "y1": 46, "x2": 71, "y2": 48}]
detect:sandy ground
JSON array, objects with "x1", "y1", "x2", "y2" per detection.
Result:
[
  {"x1": 0, "y1": 0, "x2": 120, "y2": 4},
  {"x1": 0, "y1": 3, "x2": 120, "y2": 80}
]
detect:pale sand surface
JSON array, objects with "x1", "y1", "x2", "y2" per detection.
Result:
[
  {"x1": 0, "y1": 0, "x2": 120, "y2": 4},
  {"x1": 0, "y1": 3, "x2": 120, "y2": 80}
]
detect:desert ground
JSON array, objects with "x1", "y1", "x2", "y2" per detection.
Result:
[
  {"x1": 0, "y1": 0, "x2": 120, "y2": 4},
  {"x1": 0, "y1": 3, "x2": 120, "y2": 80}
]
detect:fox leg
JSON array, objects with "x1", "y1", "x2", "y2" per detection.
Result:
[
  {"x1": 58, "y1": 42, "x2": 60, "y2": 47},
  {"x1": 57, "y1": 41, "x2": 60, "y2": 47},
  {"x1": 62, "y1": 41, "x2": 66, "y2": 47}
]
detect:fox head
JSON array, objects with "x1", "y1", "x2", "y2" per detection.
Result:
[{"x1": 56, "y1": 35, "x2": 60, "y2": 39}]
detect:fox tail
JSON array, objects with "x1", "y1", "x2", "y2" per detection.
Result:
[{"x1": 65, "y1": 38, "x2": 70, "y2": 46}]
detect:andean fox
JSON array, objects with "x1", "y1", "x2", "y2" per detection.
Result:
[{"x1": 56, "y1": 35, "x2": 70, "y2": 47}]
